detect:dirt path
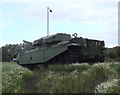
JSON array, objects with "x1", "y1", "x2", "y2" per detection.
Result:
[
  {"x1": 27, "y1": 71, "x2": 38, "y2": 93},
  {"x1": 26, "y1": 70, "x2": 47, "y2": 93}
]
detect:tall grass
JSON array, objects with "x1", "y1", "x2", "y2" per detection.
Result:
[
  {"x1": 40, "y1": 63, "x2": 91, "y2": 72},
  {"x1": 2, "y1": 63, "x2": 33, "y2": 93},
  {"x1": 36, "y1": 62, "x2": 119, "y2": 93},
  {"x1": 2, "y1": 62, "x2": 119, "y2": 93},
  {"x1": 95, "y1": 79, "x2": 120, "y2": 93}
]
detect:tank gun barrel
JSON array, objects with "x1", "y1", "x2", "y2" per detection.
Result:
[{"x1": 23, "y1": 40, "x2": 32, "y2": 44}]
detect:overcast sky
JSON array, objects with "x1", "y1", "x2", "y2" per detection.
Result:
[{"x1": 0, "y1": 0, "x2": 119, "y2": 47}]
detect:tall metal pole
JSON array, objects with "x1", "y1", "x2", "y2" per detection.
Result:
[{"x1": 47, "y1": 7, "x2": 49, "y2": 36}]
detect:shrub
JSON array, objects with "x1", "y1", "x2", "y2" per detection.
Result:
[
  {"x1": 105, "y1": 57, "x2": 116, "y2": 62},
  {"x1": 95, "y1": 79, "x2": 120, "y2": 93}
]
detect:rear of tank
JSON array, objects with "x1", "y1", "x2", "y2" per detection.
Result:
[
  {"x1": 78, "y1": 38, "x2": 105, "y2": 62},
  {"x1": 68, "y1": 37, "x2": 105, "y2": 62}
]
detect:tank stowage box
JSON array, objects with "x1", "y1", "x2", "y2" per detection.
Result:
[{"x1": 17, "y1": 33, "x2": 105, "y2": 66}]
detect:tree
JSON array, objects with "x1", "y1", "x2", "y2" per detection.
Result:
[
  {"x1": 113, "y1": 46, "x2": 120, "y2": 57},
  {"x1": 108, "y1": 49, "x2": 118, "y2": 58},
  {"x1": 2, "y1": 43, "x2": 35, "y2": 62}
]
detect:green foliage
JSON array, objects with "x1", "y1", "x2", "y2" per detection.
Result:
[
  {"x1": 45, "y1": 63, "x2": 91, "y2": 72},
  {"x1": 109, "y1": 50, "x2": 118, "y2": 58},
  {"x1": 2, "y1": 44, "x2": 19, "y2": 62},
  {"x1": 47, "y1": 64, "x2": 67, "y2": 71},
  {"x1": 104, "y1": 46, "x2": 120, "y2": 62},
  {"x1": 108, "y1": 62, "x2": 120, "y2": 78},
  {"x1": 64, "y1": 64, "x2": 75, "y2": 72},
  {"x1": 105, "y1": 49, "x2": 118, "y2": 59},
  {"x1": 50, "y1": 71, "x2": 80, "y2": 93},
  {"x1": 75, "y1": 63, "x2": 91, "y2": 72},
  {"x1": 105, "y1": 57, "x2": 116, "y2": 62},
  {"x1": 36, "y1": 62, "x2": 119, "y2": 93},
  {"x1": 95, "y1": 79, "x2": 120, "y2": 93},
  {"x1": 36, "y1": 71, "x2": 59, "y2": 93},
  {"x1": 113, "y1": 46, "x2": 120, "y2": 57},
  {"x1": 2, "y1": 43, "x2": 35, "y2": 62},
  {"x1": 2, "y1": 63, "x2": 33, "y2": 93},
  {"x1": 2, "y1": 62, "x2": 119, "y2": 93}
]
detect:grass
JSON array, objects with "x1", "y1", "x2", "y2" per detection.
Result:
[
  {"x1": 2, "y1": 62, "x2": 33, "y2": 93},
  {"x1": 2, "y1": 62, "x2": 120, "y2": 93},
  {"x1": 35, "y1": 62, "x2": 120, "y2": 93},
  {"x1": 95, "y1": 79, "x2": 120, "y2": 93}
]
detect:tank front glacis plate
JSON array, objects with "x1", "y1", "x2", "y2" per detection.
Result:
[{"x1": 17, "y1": 46, "x2": 68, "y2": 64}]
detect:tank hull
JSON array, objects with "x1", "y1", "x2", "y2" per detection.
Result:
[{"x1": 17, "y1": 38, "x2": 105, "y2": 66}]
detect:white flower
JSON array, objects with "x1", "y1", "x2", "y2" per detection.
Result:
[{"x1": 95, "y1": 79, "x2": 119, "y2": 93}]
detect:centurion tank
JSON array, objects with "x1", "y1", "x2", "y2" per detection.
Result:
[{"x1": 17, "y1": 33, "x2": 105, "y2": 68}]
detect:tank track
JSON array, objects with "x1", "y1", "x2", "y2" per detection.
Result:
[{"x1": 47, "y1": 46, "x2": 79, "y2": 64}]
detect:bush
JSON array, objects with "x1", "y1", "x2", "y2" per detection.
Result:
[
  {"x1": 105, "y1": 57, "x2": 115, "y2": 62},
  {"x1": 95, "y1": 79, "x2": 120, "y2": 93}
]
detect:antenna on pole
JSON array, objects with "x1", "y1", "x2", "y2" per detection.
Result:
[{"x1": 47, "y1": 7, "x2": 52, "y2": 36}]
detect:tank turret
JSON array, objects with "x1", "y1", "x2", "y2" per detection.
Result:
[{"x1": 33, "y1": 33, "x2": 71, "y2": 47}]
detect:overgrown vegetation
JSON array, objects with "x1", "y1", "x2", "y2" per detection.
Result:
[
  {"x1": 2, "y1": 62, "x2": 120, "y2": 93},
  {"x1": 104, "y1": 46, "x2": 120, "y2": 62},
  {"x1": 95, "y1": 79, "x2": 120, "y2": 93},
  {"x1": 35, "y1": 62, "x2": 120, "y2": 93},
  {"x1": 1, "y1": 43, "x2": 35, "y2": 62},
  {"x1": 2, "y1": 63, "x2": 33, "y2": 93}
]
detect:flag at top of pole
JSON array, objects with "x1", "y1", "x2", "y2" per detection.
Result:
[
  {"x1": 47, "y1": 7, "x2": 52, "y2": 36},
  {"x1": 50, "y1": 9, "x2": 52, "y2": 12}
]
